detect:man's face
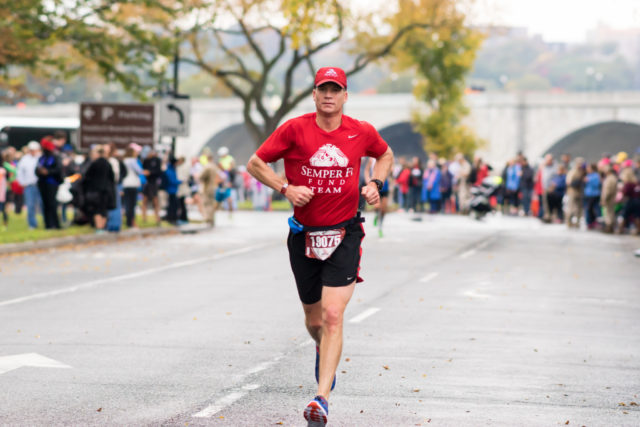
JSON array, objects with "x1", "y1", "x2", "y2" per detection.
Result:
[{"x1": 313, "y1": 82, "x2": 347, "y2": 116}]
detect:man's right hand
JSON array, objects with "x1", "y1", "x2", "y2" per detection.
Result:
[{"x1": 285, "y1": 185, "x2": 314, "y2": 207}]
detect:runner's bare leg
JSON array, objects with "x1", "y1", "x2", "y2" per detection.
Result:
[
  {"x1": 317, "y1": 282, "x2": 355, "y2": 399},
  {"x1": 302, "y1": 301, "x2": 322, "y2": 343}
]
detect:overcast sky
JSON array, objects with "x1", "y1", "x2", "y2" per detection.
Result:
[{"x1": 471, "y1": 0, "x2": 640, "y2": 42}]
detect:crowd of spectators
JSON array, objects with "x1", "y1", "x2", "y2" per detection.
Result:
[
  {"x1": 387, "y1": 150, "x2": 640, "y2": 235},
  {"x1": 530, "y1": 151, "x2": 640, "y2": 234},
  {"x1": 2, "y1": 134, "x2": 639, "y2": 237},
  {"x1": 0, "y1": 135, "x2": 248, "y2": 233},
  {"x1": 392, "y1": 153, "x2": 489, "y2": 215}
]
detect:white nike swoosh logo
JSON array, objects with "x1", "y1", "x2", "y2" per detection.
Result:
[{"x1": 348, "y1": 134, "x2": 358, "y2": 139}]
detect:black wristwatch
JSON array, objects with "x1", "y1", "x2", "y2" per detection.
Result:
[{"x1": 369, "y1": 179, "x2": 383, "y2": 192}]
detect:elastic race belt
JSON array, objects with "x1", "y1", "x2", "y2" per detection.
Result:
[{"x1": 288, "y1": 211, "x2": 365, "y2": 234}]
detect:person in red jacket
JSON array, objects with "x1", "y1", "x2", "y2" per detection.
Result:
[{"x1": 395, "y1": 158, "x2": 410, "y2": 212}]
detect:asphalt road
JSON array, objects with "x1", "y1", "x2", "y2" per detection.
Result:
[{"x1": 0, "y1": 211, "x2": 639, "y2": 426}]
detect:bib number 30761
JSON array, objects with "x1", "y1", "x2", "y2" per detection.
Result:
[{"x1": 305, "y1": 228, "x2": 346, "y2": 261}]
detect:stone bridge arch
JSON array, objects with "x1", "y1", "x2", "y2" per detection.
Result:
[
  {"x1": 522, "y1": 93, "x2": 640, "y2": 163},
  {"x1": 377, "y1": 122, "x2": 426, "y2": 162},
  {"x1": 468, "y1": 92, "x2": 640, "y2": 166},
  {"x1": 543, "y1": 121, "x2": 640, "y2": 162},
  {"x1": 200, "y1": 122, "x2": 255, "y2": 165}
]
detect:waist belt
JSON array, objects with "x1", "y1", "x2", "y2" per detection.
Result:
[{"x1": 289, "y1": 211, "x2": 365, "y2": 234}]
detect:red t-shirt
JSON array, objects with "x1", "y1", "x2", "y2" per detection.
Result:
[{"x1": 256, "y1": 113, "x2": 388, "y2": 226}]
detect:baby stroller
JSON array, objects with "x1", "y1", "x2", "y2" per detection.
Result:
[{"x1": 470, "y1": 176, "x2": 502, "y2": 220}]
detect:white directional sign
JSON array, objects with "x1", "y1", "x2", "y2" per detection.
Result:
[
  {"x1": 158, "y1": 98, "x2": 190, "y2": 137},
  {"x1": 0, "y1": 353, "x2": 71, "y2": 375}
]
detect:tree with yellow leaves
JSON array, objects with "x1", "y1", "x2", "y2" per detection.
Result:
[
  {"x1": 4, "y1": 0, "x2": 483, "y2": 152},
  {"x1": 57, "y1": 0, "x2": 466, "y2": 146},
  {"x1": 391, "y1": 0, "x2": 485, "y2": 158},
  {"x1": 0, "y1": 1, "x2": 62, "y2": 102}
]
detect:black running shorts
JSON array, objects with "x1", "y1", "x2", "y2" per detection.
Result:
[
  {"x1": 287, "y1": 222, "x2": 365, "y2": 305},
  {"x1": 143, "y1": 178, "x2": 159, "y2": 198}
]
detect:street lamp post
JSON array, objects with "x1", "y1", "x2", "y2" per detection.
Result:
[{"x1": 171, "y1": 44, "x2": 180, "y2": 157}]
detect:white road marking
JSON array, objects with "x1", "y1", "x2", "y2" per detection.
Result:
[
  {"x1": 0, "y1": 244, "x2": 269, "y2": 308},
  {"x1": 192, "y1": 383, "x2": 261, "y2": 418},
  {"x1": 349, "y1": 307, "x2": 380, "y2": 323},
  {"x1": 459, "y1": 237, "x2": 494, "y2": 259},
  {"x1": 463, "y1": 289, "x2": 492, "y2": 299},
  {"x1": 459, "y1": 249, "x2": 477, "y2": 259},
  {"x1": 232, "y1": 353, "x2": 286, "y2": 383},
  {"x1": 0, "y1": 353, "x2": 71, "y2": 375},
  {"x1": 419, "y1": 272, "x2": 439, "y2": 283},
  {"x1": 245, "y1": 363, "x2": 270, "y2": 375},
  {"x1": 476, "y1": 239, "x2": 493, "y2": 250}
]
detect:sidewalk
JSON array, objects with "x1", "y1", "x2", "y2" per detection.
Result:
[{"x1": 0, "y1": 223, "x2": 210, "y2": 256}]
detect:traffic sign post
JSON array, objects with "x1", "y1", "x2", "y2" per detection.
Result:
[
  {"x1": 158, "y1": 97, "x2": 190, "y2": 138},
  {"x1": 79, "y1": 102, "x2": 155, "y2": 150}
]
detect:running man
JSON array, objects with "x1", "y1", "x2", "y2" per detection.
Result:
[{"x1": 247, "y1": 66, "x2": 393, "y2": 426}]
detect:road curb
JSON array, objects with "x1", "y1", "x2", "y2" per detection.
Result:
[{"x1": 0, "y1": 224, "x2": 210, "y2": 256}]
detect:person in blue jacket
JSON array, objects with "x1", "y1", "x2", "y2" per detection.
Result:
[
  {"x1": 422, "y1": 159, "x2": 442, "y2": 213},
  {"x1": 583, "y1": 162, "x2": 601, "y2": 229},
  {"x1": 163, "y1": 157, "x2": 182, "y2": 225}
]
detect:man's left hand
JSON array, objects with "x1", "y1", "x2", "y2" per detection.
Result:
[{"x1": 361, "y1": 182, "x2": 380, "y2": 205}]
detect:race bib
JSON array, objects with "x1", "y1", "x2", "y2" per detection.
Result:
[{"x1": 305, "y1": 228, "x2": 346, "y2": 261}]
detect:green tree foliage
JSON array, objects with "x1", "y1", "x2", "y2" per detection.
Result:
[
  {"x1": 11, "y1": 0, "x2": 446, "y2": 146},
  {"x1": 392, "y1": 0, "x2": 485, "y2": 158},
  {"x1": 58, "y1": 1, "x2": 176, "y2": 96},
  {"x1": 0, "y1": 0, "x2": 64, "y2": 102},
  {"x1": 0, "y1": 0, "x2": 173, "y2": 103},
  {"x1": 168, "y1": 0, "x2": 445, "y2": 146},
  {"x1": 4, "y1": 0, "x2": 485, "y2": 152}
]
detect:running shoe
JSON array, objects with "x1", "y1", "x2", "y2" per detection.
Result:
[
  {"x1": 304, "y1": 395, "x2": 328, "y2": 426},
  {"x1": 315, "y1": 345, "x2": 336, "y2": 391}
]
